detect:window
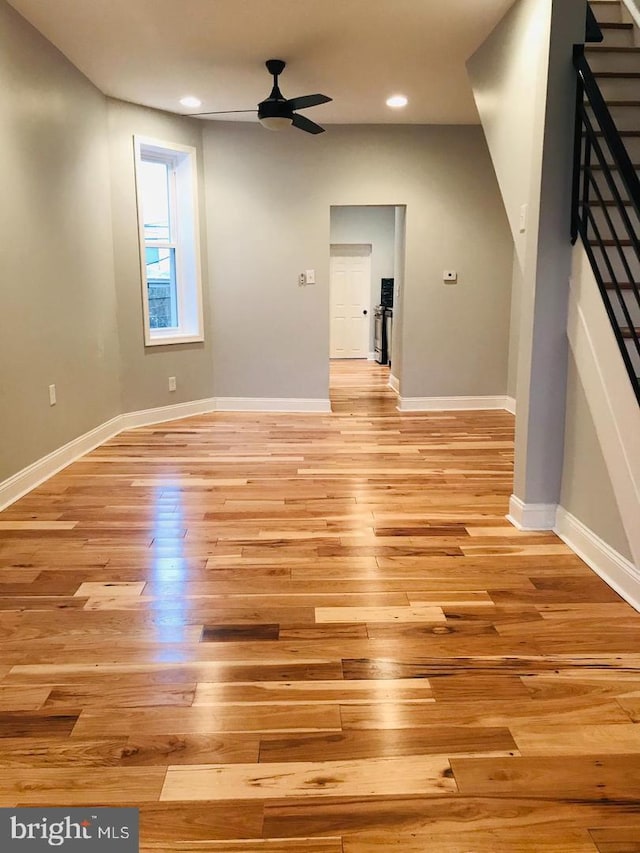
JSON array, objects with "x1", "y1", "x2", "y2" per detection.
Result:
[{"x1": 134, "y1": 137, "x2": 204, "y2": 345}]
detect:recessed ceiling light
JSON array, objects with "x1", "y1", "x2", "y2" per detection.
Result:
[
  {"x1": 180, "y1": 96, "x2": 202, "y2": 109},
  {"x1": 386, "y1": 95, "x2": 408, "y2": 109}
]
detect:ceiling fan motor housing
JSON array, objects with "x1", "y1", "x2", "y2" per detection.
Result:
[{"x1": 258, "y1": 97, "x2": 293, "y2": 120}]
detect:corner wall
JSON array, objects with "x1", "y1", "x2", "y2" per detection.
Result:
[{"x1": 469, "y1": 0, "x2": 587, "y2": 524}]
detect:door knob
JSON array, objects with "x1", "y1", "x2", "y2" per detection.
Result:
[{"x1": 363, "y1": 309, "x2": 368, "y2": 315}]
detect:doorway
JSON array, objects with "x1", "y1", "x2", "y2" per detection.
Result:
[{"x1": 329, "y1": 205, "x2": 398, "y2": 365}]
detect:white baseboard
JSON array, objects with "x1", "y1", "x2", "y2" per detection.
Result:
[
  {"x1": 507, "y1": 494, "x2": 558, "y2": 530},
  {"x1": 388, "y1": 374, "x2": 400, "y2": 393},
  {"x1": 555, "y1": 506, "x2": 640, "y2": 612},
  {"x1": 368, "y1": 352, "x2": 376, "y2": 361},
  {"x1": 0, "y1": 396, "x2": 328, "y2": 511},
  {"x1": 0, "y1": 414, "x2": 124, "y2": 512},
  {"x1": 504, "y1": 396, "x2": 516, "y2": 414},
  {"x1": 122, "y1": 398, "x2": 217, "y2": 429},
  {"x1": 398, "y1": 395, "x2": 510, "y2": 412},
  {"x1": 215, "y1": 398, "x2": 331, "y2": 413}
]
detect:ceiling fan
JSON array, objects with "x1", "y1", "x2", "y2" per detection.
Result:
[{"x1": 190, "y1": 59, "x2": 332, "y2": 134}]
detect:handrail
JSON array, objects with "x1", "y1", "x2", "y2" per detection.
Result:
[
  {"x1": 574, "y1": 48, "x2": 640, "y2": 223},
  {"x1": 571, "y1": 44, "x2": 640, "y2": 405}
]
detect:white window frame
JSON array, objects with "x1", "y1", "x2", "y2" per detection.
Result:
[{"x1": 134, "y1": 136, "x2": 204, "y2": 346}]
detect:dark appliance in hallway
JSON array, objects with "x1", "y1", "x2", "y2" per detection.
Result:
[
  {"x1": 374, "y1": 305, "x2": 386, "y2": 364},
  {"x1": 375, "y1": 278, "x2": 394, "y2": 365}
]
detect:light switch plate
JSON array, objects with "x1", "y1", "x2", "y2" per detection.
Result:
[
  {"x1": 305, "y1": 269, "x2": 316, "y2": 285},
  {"x1": 519, "y1": 203, "x2": 528, "y2": 233}
]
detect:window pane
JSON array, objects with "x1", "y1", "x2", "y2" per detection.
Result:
[
  {"x1": 140, "y1": 159, "x2": 171, "y2": 241},
  {"x1": 146, "y1": 247, "x2": 178, "y2": 328}
]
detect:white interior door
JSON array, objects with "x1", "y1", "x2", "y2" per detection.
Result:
[{"x1": 330, "y1": 245, "x2": 371, "y2": 358}]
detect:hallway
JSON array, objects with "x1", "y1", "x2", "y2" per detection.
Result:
[{"x1": 0, "y1": 360, "x2": 639, "y2": 850}]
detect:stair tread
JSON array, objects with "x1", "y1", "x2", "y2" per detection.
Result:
[
  {"x1": 598, "y1": 239, "x2": 636, "y2": 245},
  {"x1": 586, "y1": 163, "x2": 640, "y2": 170},
  {"x1": 593, "y1": 72, "x2": 640, "y2": 78},
  {"x1": 599, "y1": 22, "x2": 634, "y2": 30},
  {"x1": 586, "y1": 46, "x2": 640, "y2": 53},
  {"x1": 588, "y1": 100, "x2": 640, "y2": 106},
  {"x1": 620, "y1": 327, "x2": 640, "y2": 337},
  {"x1": 603, "y1": 282, "x2": 639, "y2": 290},
  {"x1": 586, "y1": 130, "x2": 640, "y2": 137}
]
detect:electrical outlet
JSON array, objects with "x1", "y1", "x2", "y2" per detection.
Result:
[
  {"x1": 48, "y1": 384, "x2": 56, "y2": 406},
  {"x1": 168, "y1": 376, "x2": 177, "y2": 392},
  {"x1": 298, "y1": 273, "x2": 306, "y2": 287}
]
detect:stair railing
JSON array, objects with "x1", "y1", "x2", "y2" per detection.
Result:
[{"x1": 571, "y1": 43, "x2": 640, "y2": 404}]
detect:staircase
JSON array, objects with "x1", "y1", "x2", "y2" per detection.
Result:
[{"x1": 573, "y1": 0, "x2": 640, "y2": 400}]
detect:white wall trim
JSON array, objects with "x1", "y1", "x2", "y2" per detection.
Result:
[
  {"x1": 507, "y1": 494, "x2": 558, "y2": 530},
  {"x1": 0, "y1": 415, "x2": 124, "y2": 512},
  {"x1": 504, "y1": 396, "x2": 516, "y2": 415},
  {"x1": 0, "y1": 397, "x2": 219, "y2": 512},
  {"x1": 0, "y1": 395, "x2": 331, "y2": 511},
  {"x1": 397, "y1": 395, "x2": 510, "y2": 412},
  {"x1": 367, "y1": 352, "x2": 376, "y2": 361},
  {"x1": 215, "y1": 398, "x2": 331, "y2": 413},
  {"x1": 388, "y1": 374, "x2": 400, "y2": 393},
  {"x1": 556, "y1": 506, "x2": 640, "y2": 612},
  {"x1": 121, "y1": 398, "x2": 217, "y2": 430}
]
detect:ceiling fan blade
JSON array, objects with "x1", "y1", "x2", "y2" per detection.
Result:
[
  {"x1": 292, "y1": 113, "x2": 325, "y2": 135},
  {"x1": 286, "y1": 94, "x2": 332, "y2": 111},
  {"x1": 188, "y1": 109, "x2": 258, "y2": 116}
]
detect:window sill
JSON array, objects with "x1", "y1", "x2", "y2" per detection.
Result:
[{"x1": 145, "y1": 333, "x2": 204, "y2": 347}]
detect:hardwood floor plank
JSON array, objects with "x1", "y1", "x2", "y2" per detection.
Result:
[
  {"x1": 589, "y1": 827, "x2": 640, "y2": 852},
  {"x1": 160, "y1": 755, "x2": 456, "y2": 801},
  {"x1": 511, "y1": 724, "x2": 640, "y2": 756},
  {"x1": 2, "y1": 767, "x2": 166, "y2": 804},
  {"x1": 343, "y1": 829, "x2": 598, "y2": 851},
  {"x1": 141, "y1": 841, "x2": 343, "y2": 853},
  {"x1": 259, "y1": 726, "x2": 517, "y2": 762},
  {"x1": 451, "y1": 755, "x2": 640, "y2": 800},
  {"x1": 71, "y1": 705, "x2": 343, "y2": 737},
  {"x1": 194, "y1": 679, "x2": 433, "y2": 706}
]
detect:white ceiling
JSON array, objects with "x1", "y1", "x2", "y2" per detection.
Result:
[{"x1": 8, "y1": 0, "x2": 515, "y2": 125}]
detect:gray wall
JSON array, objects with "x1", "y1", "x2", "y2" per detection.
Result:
[
  {"x1": 107, "y1": 100, "x2": 214, "y2": 412},
  {"x1": 330, "y1": 205, "x2": 396, "y2": 355},
  {"x1": 469, "y1": 0, "x2": 586, "y2": 506},
  {"x1": 0, "y1": 1, "x2": 121, "y2": 481},
  {"x1": 561, "y1": 354, "x2": 632, "y2": 561},
  {"x1": 203, "y1": 123, "x2": 513, "y2": 401}
]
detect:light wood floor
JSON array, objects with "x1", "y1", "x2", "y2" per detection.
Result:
[{"x1": 1, "y1": 360, "x2": 640, "y2": 851}]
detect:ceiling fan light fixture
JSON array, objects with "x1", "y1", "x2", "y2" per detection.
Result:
[{"x1": 259, "y1": 115, "x2": 294, "y2": 131}]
